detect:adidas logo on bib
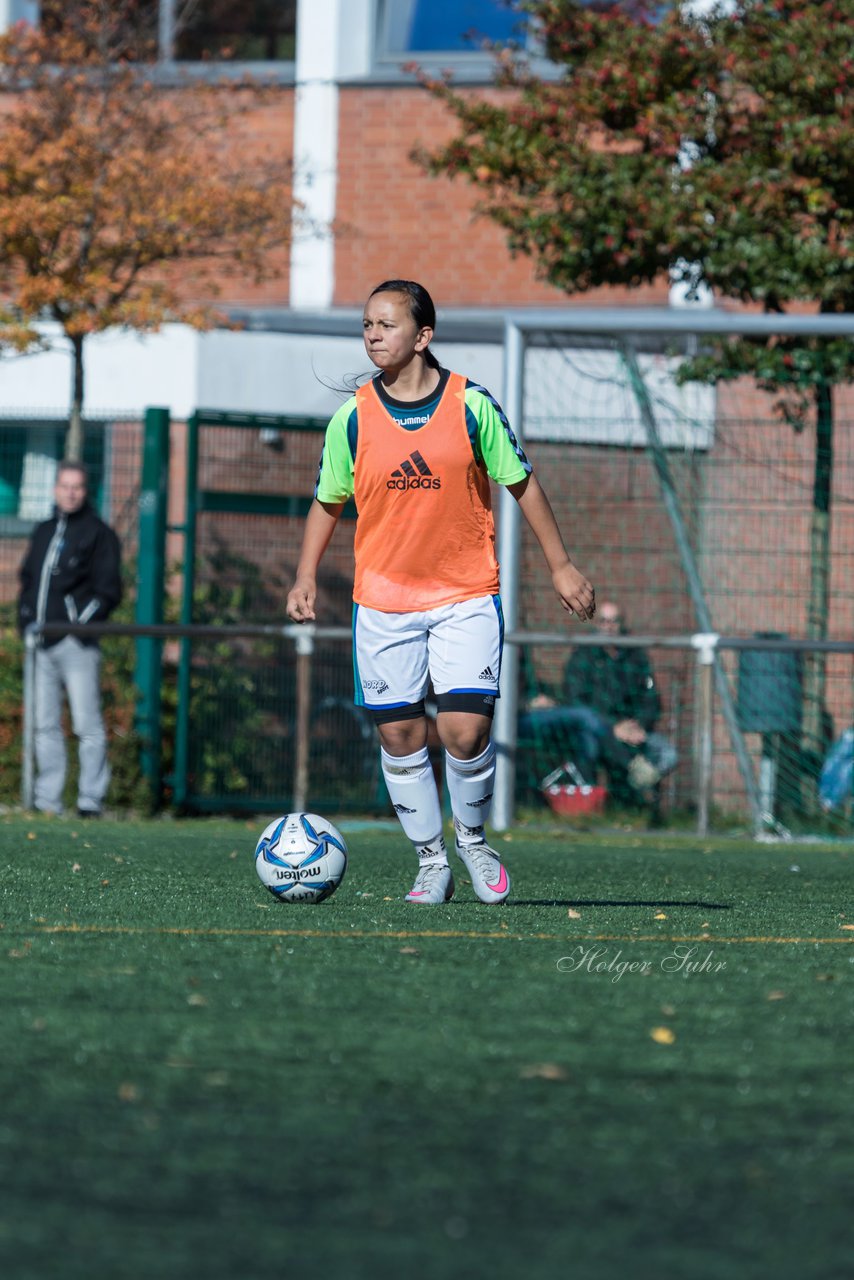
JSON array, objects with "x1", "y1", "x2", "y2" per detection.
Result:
[{"x1": 387, "y1": 450, "x2": 441, "y2": 491}]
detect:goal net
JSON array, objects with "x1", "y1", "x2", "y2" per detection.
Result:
[{"x1": 493, "y1": 309, "x2": 854, "y2": 838}]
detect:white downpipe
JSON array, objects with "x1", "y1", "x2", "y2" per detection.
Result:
[{"x1": 290, "y1": 0, "x2": 340, "y2": 310}]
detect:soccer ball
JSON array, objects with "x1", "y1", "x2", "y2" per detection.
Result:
[{"x1": 254, "y1": 812, "x2": 348, "y2": 903}]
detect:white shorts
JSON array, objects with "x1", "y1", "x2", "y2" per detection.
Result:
[{"x1": 353, "y1": 594, "x2": 504, "y2": 711}]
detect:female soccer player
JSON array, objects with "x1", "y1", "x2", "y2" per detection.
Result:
[{"x1": 286, "y1": 280, "x2": 595, "y2": 904}]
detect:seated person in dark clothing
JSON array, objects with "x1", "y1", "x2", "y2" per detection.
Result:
[
  {"x1": 519, "y1": 601, "x2": 676, "y2": 803},
  {"x1": 561, "y1": 600, "x2": 664, "y2": 798}
]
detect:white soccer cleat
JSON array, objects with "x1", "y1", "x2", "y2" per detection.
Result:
[
  {"x1": 405, "y1": 862, "x2": 455, "y2": 905},
  {"x1": 454, "y1": 838, "x2": 511, "y2": 905}
]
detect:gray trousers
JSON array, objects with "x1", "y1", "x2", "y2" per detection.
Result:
[{"x1": 34, "y1": 637, "x2": 110, "y2": 814}]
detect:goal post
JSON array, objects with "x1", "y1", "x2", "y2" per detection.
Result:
[{"x1": 492, "y1": 308, "x2": 854, "y2": 835}]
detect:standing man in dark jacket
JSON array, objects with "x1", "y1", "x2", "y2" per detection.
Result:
[{"x1": 18, "y1": 461, "x2": 123, "y2": 817}]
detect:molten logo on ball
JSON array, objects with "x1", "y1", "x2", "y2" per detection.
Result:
[{"x1": 254, "y1": 812, "x2": 348, "y2": 903}]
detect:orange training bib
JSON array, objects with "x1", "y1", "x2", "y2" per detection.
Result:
[{"x1": 352, "y1": 373, "x2": 500, "y2": 612}]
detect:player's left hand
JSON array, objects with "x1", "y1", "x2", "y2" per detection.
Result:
[
  {"x1": 286, "y1": 579, "x2": 317, "y2": 622},
  {"x1": 553, "y1": 563, "x2": 596, "y2": 621}
]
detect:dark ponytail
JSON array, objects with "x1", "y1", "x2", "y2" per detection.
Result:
[{"x1": 368, "y1": 279, "x2": 441, "y2": 369}]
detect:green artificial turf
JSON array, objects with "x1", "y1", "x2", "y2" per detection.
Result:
[{"x1": 1, "y1": 815, "x2": 852, "y2": 1280}]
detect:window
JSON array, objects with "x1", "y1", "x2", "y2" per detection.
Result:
[
  {"x1": 38, "y1": 0, "x2": 296, "y2": 64},
  {"x1": 378, "y1": 0, "x2": 528, "y2": 57},
  {"x1": 168, "y1": 0, "x2": 296, "y2": 63}
]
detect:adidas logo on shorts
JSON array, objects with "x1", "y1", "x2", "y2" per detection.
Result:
[{"x1": 387, "y1": 450, "x2": 441, "y2": 491}]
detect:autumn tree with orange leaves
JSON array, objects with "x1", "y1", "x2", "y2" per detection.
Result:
[{"x1": 0, "y1": 2, "x2": 294, "y2": 458}]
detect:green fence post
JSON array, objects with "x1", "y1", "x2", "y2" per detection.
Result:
[
  {"x1": 173, "y1": 411, "x2": 199, "y2": 810},
  {"x1": 134, "y1": 407, "x2": 170, "y2": 803}
]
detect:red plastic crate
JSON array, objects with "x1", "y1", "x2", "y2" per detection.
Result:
[
  {"x1": 542, "y1": 783, "x2": 607, "y2": 816},
  {"x1": 540, "y1": 762, "x2": 607, "y2": 815}
]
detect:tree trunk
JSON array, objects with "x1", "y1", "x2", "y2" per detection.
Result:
[
  {"x1": 800, "y1": 380, "x2": 832, "y2": 810},
  {"x1": 65, "y1": 334, "x2": 86, "y2": 462}
]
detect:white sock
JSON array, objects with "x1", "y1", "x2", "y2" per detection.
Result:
[
  {"x1": 381, "y1": 745, "x2": 447, "y2": 862},
  {"x1": 413, "y1": 834, "x2": 449, "y2": 867},
  {"x1": 444, "y1": 741, "x2": 496, "y2": 844}
]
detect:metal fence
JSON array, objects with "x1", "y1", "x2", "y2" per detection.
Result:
[
  {"x1": 19, "y1": 621, "x2": 854, "y2": 838},
  {"x1": 503, "y1": 631, "x2": 854, "y2": 839},
  {"x1": 18, "y1": 621, "x2": 371, "y2": 817}
]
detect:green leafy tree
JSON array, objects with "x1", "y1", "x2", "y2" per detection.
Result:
[{"x1": 418, "y1": 0, "x2": 853, "y2": 795}]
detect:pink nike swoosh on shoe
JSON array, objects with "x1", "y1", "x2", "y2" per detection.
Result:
[{"x1": 487, "y1": 866, "x2": 509, "y2": 895}]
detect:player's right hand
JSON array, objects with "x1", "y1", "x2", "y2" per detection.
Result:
[{"x1": 286, "y1": 580, "x2": 316, "y2": 622}]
